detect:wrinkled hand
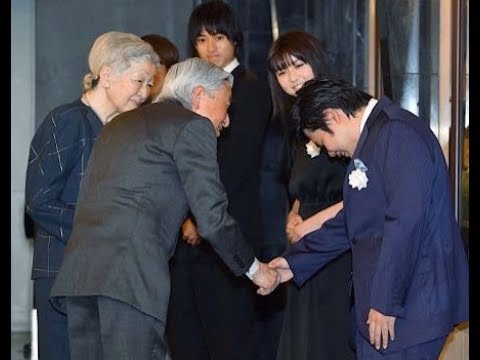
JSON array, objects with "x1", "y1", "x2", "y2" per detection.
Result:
[
  {"x1": 268, "y1": 257, "x2": 294, "y2": 283},
  {"x1": 366, "y1": 308, "x2": 396, "y2": 350},
  {"x1": 286, "y1": 213, "x2": 303, "y2": 243},
  {"x1": 252, "y1": 262, "x2": 280, "y2": 296},
  {"x1": 181, "y1": 218, "x2": 202, "y2": 246}
]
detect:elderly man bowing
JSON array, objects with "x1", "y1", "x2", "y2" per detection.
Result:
[{"x1": 51, "y1": 58, "x2": 279, "y2": 360}]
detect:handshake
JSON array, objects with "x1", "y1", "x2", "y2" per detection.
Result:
[{"x1": 250, "y1": 257, "x2": 294, "y2": 296}]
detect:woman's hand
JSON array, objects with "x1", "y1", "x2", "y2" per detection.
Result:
[{"x1": 286, "y1": 210, "x2": 303, "y2": 243}]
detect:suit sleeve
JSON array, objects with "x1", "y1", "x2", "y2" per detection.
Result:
[
  {"x1": 173, "y1": 118, "x2": 256, "y2": 276},
  {"x1": 369, "y1": 121, "x2": 434, "y2": 318},
  {"x1": 284, "y1": 209, "x2": 350, "y2": 286}
]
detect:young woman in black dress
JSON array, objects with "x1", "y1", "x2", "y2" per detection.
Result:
[{"x1": 267, "y1": 30, "x2": 355, "y2": 360}]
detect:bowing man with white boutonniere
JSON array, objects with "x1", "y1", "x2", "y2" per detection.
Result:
[{"x1": 269, "y1": 77, "x2": 469, "y2": 360}]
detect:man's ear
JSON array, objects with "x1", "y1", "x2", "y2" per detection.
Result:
[
  {"x1": 322, "y1": 109, "x2": 338, "y2": 123},
  {"x1": 191, "y1": 85, "x2": 205, "y2": 111}
]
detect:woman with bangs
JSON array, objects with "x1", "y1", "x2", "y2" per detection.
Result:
[{"x1": 267, "y1": 30, "x2": 355, "y2": 360}]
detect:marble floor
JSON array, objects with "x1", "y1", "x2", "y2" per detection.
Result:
[{"x1": 11, "y1": 332, "x2": 30, "y2": 360}]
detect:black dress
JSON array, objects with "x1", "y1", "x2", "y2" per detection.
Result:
[{"x1": 276, "y1": 144, "x2": 355, "y2": 360}]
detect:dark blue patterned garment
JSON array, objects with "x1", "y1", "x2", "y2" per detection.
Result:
[{"x1": 25, "y1": 98, "x2": 103, "y2": 279}]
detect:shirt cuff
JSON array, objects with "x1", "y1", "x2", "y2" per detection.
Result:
[{"x1": 245, "y1": 257, "x2": 260, "y2": 280}]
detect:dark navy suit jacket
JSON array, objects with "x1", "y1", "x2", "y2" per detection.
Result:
[{"x1": 284, "y1": 96, "x2": 469, "y2": 353}]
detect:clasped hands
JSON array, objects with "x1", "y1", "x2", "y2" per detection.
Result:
[
  {"x1": 253, "y1": 257, "x2": 294, "y2": 296},
  {"x1": 180, "y1": 218, "x2": 293, "y2": 296},
  {"x1": 251, "y1": 262, "x2": 280, "y2": 295}
]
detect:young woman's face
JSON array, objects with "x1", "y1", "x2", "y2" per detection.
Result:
[
  {"x1": 195, "y1": 27, "x2": 236, "y2": 69},
  {"x1": 275, "y1": 54, "x2": 315, "y2": 96}
]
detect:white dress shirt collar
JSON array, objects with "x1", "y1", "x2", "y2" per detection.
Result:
[
  {"x1": 359, "y1": 98, "x2": 378, "y2": 133},
  {"x1": 223, "y1": 58, "x2": 240, "y2": 73}
]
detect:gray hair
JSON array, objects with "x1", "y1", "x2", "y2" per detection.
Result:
[
  {"x1": 155, "y1": 57, "x2": 233, "y2": 108},
  {"x1": 83, "y1": 31, "x2": 160, "y2": 92}
]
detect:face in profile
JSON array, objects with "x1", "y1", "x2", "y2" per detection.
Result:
[
  {"x1": 275, "y1": 54, "x2": 315, "y2": 96},
  {"x1": 195, "y1": 27, "x2": 236, "y2": 69},
  {"x1": 107, "y1": 59, "x2": 157, "y2": 113},
  {"x1": 194, "y1": 82, "x2": 232, "y2": 137}
]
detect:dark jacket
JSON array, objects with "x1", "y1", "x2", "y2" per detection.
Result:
[
  {"x1": 216, "y1": 64, "x2": 271, "y2": 249},
  {"x1": 25, "y1": 99, "x2": 103, "y2": 279},
  {"x1": 51, "y1": 100, "x2": 256, "y2": 323},
  {"x1": 285, "y1": 97, "x2": 469, "y2": 353}
]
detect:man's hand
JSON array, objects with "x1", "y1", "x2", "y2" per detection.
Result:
[
  {"x1": 268, "y1": 257, "x2": 294, "y2": 283},
  {"x1": 181, "y1": 218, "x2": 202, "y2": 246},
  {"x1": 252, "y1": 262, "x2": 280, "y2": 295},
  {"x1": 366, "y1": 308, "x2": 396, "y2": 350}
]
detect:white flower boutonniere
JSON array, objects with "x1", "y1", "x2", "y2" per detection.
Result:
[
  {"x1": 305, "y1": 140, "x2": 320, "y2": 158},
  {"x1": 348, "y1": 159, "x2": 368, "y2": 190}
]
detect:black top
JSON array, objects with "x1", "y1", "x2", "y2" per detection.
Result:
[{"x1": 289, "y1": 143, "x2": 348, "y2": 219}]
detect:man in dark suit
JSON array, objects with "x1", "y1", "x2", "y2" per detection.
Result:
[
  {"x1": 269, "y1": 77, "x2": 469, "y2": 359},
  {"x1": 166, "y1": 2, "x2": 272, "y2": 360},
  {"x1": 50, "y1": 58, "x2": 279, "y2": 360}
]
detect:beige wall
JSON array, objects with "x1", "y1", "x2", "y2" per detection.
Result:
[{"x1": 440, "y1": 322, "x2": 469, "y2": 359}]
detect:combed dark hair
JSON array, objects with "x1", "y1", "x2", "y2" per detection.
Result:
[
  {"x1": 291, "y1": 77, "x2": 372, "y2": 139},
  {"x1": 188, "y1": 0, "x2": 243, "y2": 57}
]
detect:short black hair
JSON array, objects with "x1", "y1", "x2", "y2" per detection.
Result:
[
  {"x1": 292, "y1": 77, "x2": 372, "y2": 139},
  {"x1": 188, "y1": 0, "x2": 243, "y2": 57}
]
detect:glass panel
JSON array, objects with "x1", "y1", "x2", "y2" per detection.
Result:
[
  {"x1": 272, "y1": 0, "x2": 368, "y2": 88},
  {"x1": 377, "y1": 0, "x2": 440, "y2": 127},
  {"x1": 222, "y1": 0, "x2": 369, "y2": 88}
]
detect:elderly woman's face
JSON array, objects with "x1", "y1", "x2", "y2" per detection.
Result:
[{"x1": 107, "y1": 60, "x2": 157, "y2": 112}]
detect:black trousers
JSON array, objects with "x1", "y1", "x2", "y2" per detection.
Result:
[
  {"x1": 167, "y1": 240, "x2": 256, "y2": 360},
  {"x1": 66, "y1": 295, "x2": 167, "y2": 360}
]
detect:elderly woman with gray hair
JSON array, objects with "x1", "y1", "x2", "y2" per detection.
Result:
[{"x1": 25, "y1": 31, "x2": 159, "y2": 360}]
